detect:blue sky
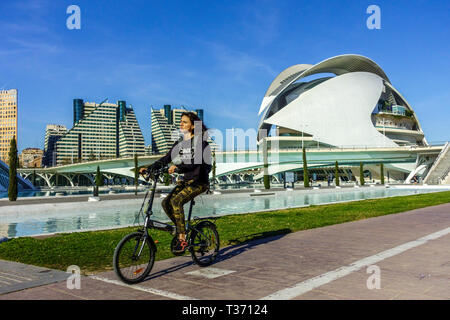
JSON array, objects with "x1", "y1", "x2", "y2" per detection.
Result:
[{"x1": 1, "y1": 0, "x2": 449, "y2": 152}]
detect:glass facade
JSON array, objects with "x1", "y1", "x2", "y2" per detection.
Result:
[
  {"x1": 73, "y1": 99, "x2": 84, "y2": 125},
  {"x1": 164, "y1": 104, "x2": 173, "y2": 124},
  {"x1": 118, "y1": 100, "x2": 126, "y2": 122},
  {"x1": 195, "y1": 109, "x2": 204, "y2": 121}
]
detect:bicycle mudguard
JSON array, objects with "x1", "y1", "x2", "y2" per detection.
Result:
[{"x1": 192, "y1": 220, "x2": 217, "y2": 231}]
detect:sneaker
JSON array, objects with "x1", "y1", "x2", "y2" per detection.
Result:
[{"x1": 172, "y1": 239, "x2": 189, "y2": 253}]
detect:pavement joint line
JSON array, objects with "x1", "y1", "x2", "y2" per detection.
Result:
[
  {"x1": 0, "y1": 271, "x2": 33, "y2": 281},
  {"x1": 261, "y1": 226, "x2": 450, "y2": 300},
  {"x1": 0, "y1": 275, "x2": 23, "y2": 283},
  {"x1": 48, "y1": 286, "x2": 89, "y2": 300},
  {"x1": 89, "y1": 275, "x2": 198, "y2": 300}
]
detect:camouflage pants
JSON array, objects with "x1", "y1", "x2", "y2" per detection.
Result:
[{"x1": 161, "y1": 179, "x2": 208, "y2": 234}]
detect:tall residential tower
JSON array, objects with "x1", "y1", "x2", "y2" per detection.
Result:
[
  {"x1": 43, "y1": 124, "x2": 68, "y2": 167},
  {"x1": 0, "y1": 89, "x2": 18, "y2": 163},
  {"x1": 151, "y1": 105, "x2": 219, "y2": 154},
  {"x1": 56, "y1": 99, "x2": 145, "y2": 165}
]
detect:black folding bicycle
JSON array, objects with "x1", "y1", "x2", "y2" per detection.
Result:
[{"x1": 113, "y1": 166, "x2": 220, "y2": 284}]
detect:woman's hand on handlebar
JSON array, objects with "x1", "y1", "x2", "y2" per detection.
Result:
[{"x1": 168, "y1": 165, "x2": 177, "y2": 174}]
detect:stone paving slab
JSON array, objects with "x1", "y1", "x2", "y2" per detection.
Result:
[
  {"x1": 0, "y1": 203, "x2": 449, "y2": 300},
  {"x1": 0, "y1": 260, "x2": 70, "y2": 295},
  {"x1": 0, "y1": 276, "x2": 173, "y2": 300},
  {"x1": 297, "y1": 234, "x2": 450, "y2": 300}
]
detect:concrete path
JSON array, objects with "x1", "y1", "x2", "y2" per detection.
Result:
[
  {"x1": 0, "y1": 260, "x2": 69, "y2": 295},
  {"x1": 1, "y1": 203, "x2": 449, "y2": 300}
]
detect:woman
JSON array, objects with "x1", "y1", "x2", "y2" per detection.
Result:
[{"x1": 141, "y1": 112, "x2": 211, "y2": 253}]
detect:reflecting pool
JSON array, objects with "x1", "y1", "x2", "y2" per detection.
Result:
[{"x1": 0, "y1": 186, "x2": 447, "y2": 238}]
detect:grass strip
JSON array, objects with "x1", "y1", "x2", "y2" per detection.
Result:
[{"x1": 0, "y1": 191, "x2": 449, "y2": 274}]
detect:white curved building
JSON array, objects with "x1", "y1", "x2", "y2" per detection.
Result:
[{"x1": 257, "y1": 54, "x2": 427, "y2": 149}]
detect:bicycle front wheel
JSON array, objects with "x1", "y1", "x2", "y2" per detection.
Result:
[
  {"x1": 189, "y1": 221, "x2": 220, "y2": 267},
  {"x1": 113, "y1": 232, "x2": 155, "y2": 284}
]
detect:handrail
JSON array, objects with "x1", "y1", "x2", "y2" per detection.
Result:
[
  {"x1": 440, "y1": 165, "x2": 450, "y2": 181},
  {"x1": 423, "y1": 142, "x2": 449, "y2": 184}
]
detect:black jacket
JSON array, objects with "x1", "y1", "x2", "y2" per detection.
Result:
[{"x1": 151, "y1": 136, "x2": 212, "y2": 185}]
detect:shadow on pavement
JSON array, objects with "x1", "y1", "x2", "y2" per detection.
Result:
[
  {"x1": 216, "y1": 229, "x2": 291, "y2": 263},
  {"x1": 144, "y1": 260, "x2": 195, "y2": 281},
  {"x1": 142, "y1": 229, "x2": 290, "y2": 282}
]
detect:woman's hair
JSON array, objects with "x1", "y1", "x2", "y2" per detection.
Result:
[{"x1": 181, "y1": 111, "x2": 208, "y2": 134}]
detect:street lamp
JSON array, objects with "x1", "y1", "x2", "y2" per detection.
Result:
[{"x1": 96, "y1": 98, "x2": 108, "y2": 160}]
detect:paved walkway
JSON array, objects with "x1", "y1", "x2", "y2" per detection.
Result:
[{"x1": 1, "y1": 203, "x2": 449, "y2": 300}]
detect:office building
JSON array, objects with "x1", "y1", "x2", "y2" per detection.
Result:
[
  {"x1": 0, "y1": 89, "x2": 18, "y2": 164},
  {"x1": 56, "y1": 99, "x2": 145, "y2": 165},
  {"x1": 151, "y1": 105, "x2": 219, "y2": 154},
  {"x1": 43, "y1": 124, "x2": 68, "y2": 167},
  {"x1": 19, "y1": 148, "x2": 44, "y2": 168}
]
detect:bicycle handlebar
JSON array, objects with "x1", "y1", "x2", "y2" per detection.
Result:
[{"x1": 140, "y1": 166, "x2": 168, "y2": 181}]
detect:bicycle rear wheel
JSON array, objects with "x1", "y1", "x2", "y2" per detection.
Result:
[
  {"x1": 189, "y1": 221, "x2": 220, "y2": 267},
  {"x1": 113, "y1": 232, "x2": 155, "y2": 284}
]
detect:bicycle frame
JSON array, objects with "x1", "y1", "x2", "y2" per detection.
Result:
[{"x1": 141, "y1": 171, "x2": 205, "y2": 237}]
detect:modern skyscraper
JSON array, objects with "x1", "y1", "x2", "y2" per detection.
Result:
[
  {"x1": 43, "y1": 124, "x2": 68, "y2": 167},
  {"x1": 150, "y1": 105, "x2": 219, "y2": 154},
  {"x1": 55, "y1": 99, "x2": 145, "y2": 165},
  {"x1": 0, "y1": 89, "x2": 18, "y2": 164}
]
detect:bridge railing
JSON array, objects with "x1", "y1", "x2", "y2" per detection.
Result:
[{"x1": 217, "y1": 143, "x2": 447, "y2": 153}]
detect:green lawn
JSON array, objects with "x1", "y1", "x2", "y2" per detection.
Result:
[{"x1": 1, "y1": 190, "x2": 449, "y2": 275}]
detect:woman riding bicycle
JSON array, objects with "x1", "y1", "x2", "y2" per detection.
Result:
[{"x1": 141, "y1": 112, "x2": 211, "y2": 253}]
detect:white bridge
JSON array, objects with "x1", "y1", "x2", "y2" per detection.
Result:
[{"x1": 17, "y1": 144, "x2": 448, "y2": 187}]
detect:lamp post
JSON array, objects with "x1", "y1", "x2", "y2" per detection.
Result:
[{"x1": 96, "y1": 98, "x2": 108, "y2": 160}]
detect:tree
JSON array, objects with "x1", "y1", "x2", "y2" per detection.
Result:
[
  {"x1": 8, "y1": 137, "x2": 18, "y2": 201},
  {"x1": 359, "y1": 162, "x2": 365, "y2": 186},
  {"x1": 95, "y1": 166, "x2": 104, "y2": 187},
  {"x1": 303, "y1": 147, "x2": 310, "y2": 188},
  {"x1": 134, "y1": 154, "x2": 139, "y2": 195},
  {"x1": 334, "y1": 161, "x2": 340, "y2": 186},
  {"x1": 380, "y1": 163, "x2": 385, "y2": 185}
]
